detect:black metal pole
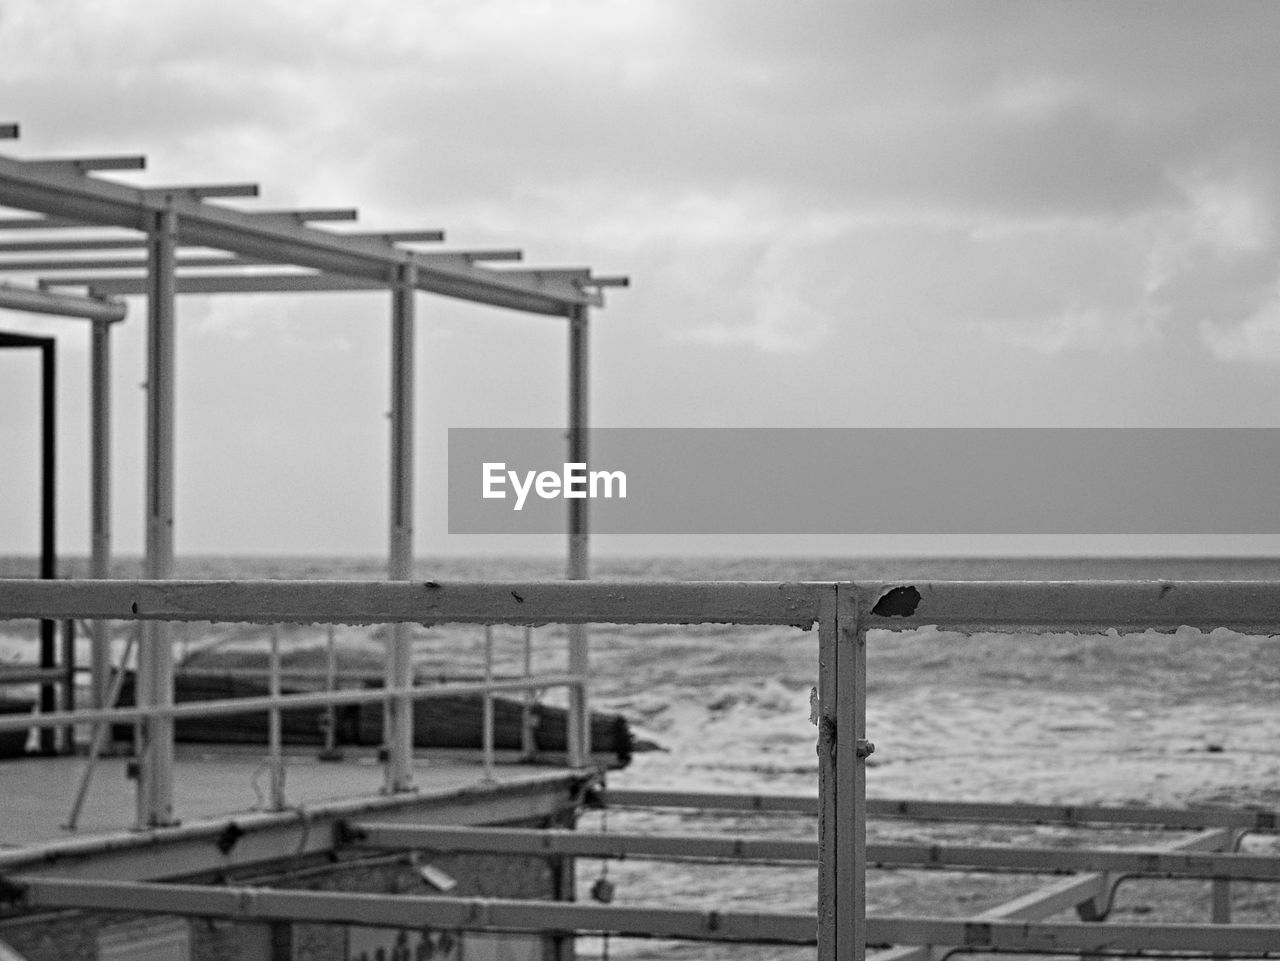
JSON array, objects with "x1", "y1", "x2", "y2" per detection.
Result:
[{"x1": 39, "y1": 338, "x2": 56, "y2": 754}]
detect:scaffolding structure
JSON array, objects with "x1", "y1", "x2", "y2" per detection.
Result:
[{"x1": 0, "y1": 121, "x2": 626, "y2": 826}]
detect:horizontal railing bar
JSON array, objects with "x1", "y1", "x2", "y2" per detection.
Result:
[
  {"x1": 866, "y1": 914, "x2": 1280, "y2": 952},
  {"x1": 867, "y1": 797, "x2": 1280, "y2": 830},
  {"x1": 605, "y1": 790, "x2": 1280, "y2": 830},
  {"x1": 349, "y1": 824, "x2": 1280, "y2": 881},
  {"x1": 0, "y1": 674, "x2": 584, "y2": 733},
  {"x1": 10, "y1": 877, "x2": 817, "y2": 944},
  {"x1": 857, "y1": 580, "x2": 1280, "y2": 632},
  {"x1": 0, "y1": 666, "x2": 73, "y2": 685},
  {"x1": 0, "y1": 579, "x2": 828, "y2": 627},
  {"x1": 865, "y1": 842, "x2": 1280, "y2": 880},
  {"x1": 350, "y1": 823, "x2": 817, "y2": 862},
  {"x1": 604, "y1": 788, "x2": 820, "y2": 814}
]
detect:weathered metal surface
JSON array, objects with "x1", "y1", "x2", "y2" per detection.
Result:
[
  {"x1": 866, "y1": 797, "x2": 1280, "y2": 829},
  {"x1": 349, "y1": 824, "x2": 817, "y2": 862},
  {"x1": 0, "y1": 579, "x2": 829, "y2": 627},
  {"x1": 9, "y1": 877, "x2": 816, "y2": 943},
  {"x1": 1, "y1": 770, "x2": 584, "y2": 880},
  {"x1": 855, "y1": 580, "x2": 1280, "y2": 633},
  {"x1": 865, "y1": 916, "x2": 1280, "y2": 952}
]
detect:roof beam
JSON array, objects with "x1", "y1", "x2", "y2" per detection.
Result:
[
  {"x1": 142, "y1": 183, "x2": 260, "y2": 201},
  {"x1": 24, "y1": 155, "x2": 147, "y2": 174},
  {"x1": 43, "y1": 273, "x2": 376, "y2": 296},
  {"x1": 41, "y1": 270, "x2": 604, "y2": 307},
  {"x1": 242, "y1": 208, "x2": 359, "y2": 224},
  {"x1": 0, "y1": 154, "x2": 601, "y2": 314},
  {"x1": 0, "y1": 283, "x2": 125, "y2": 322},
  {"x1": 340, "y1": 229, "x2": 445, "y2": 244},
  {"x1": 0, "y1": 215, "x2": 100, "y2": 230},
  {"x1": 0, "y1": 238, "x2": 145, "y2": 253}
]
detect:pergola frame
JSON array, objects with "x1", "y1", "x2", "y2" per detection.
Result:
[{"x1": 0, "y1": 122, "x2": 625, "y2": 824}]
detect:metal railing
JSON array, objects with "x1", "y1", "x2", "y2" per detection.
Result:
[{"x1": 4, "y1": 578, "x2": 1280, "y2": 959}]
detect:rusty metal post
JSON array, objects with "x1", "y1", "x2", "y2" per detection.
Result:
[
  {"x1": 566, "y1": 304, "x2": 590, "y2": 767},
  {"x1": 384, "y1": 263, "x2": 416, "y2": 793},
  {"x1": 138, "y1": 207, "x2": 178, "y2": 827}
]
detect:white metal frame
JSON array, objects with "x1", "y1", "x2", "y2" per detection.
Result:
[{"x1": 5, "y1": 578, "x2": 1280, "y2": 956}]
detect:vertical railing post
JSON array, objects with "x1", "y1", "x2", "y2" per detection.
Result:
[
  {"x1": 268, "y1": 627, "x2": 285, "y2": 811},
  {"x1": 566, "y1": 304, "x2": 590, "y2": 768},
  {"x1": 818, "y1": 584, "x2": 866, "y2": 961},
  {"x1": 38, "y1": 337, "x2": 56, "y2": 755},
  {"x1": 137, "y1": 207, "x2": 178, "y2": 827},
  {"x1": 384, "y1": 263, "x2": 416, "y2": 793},
  {"x1": 482, "y1": 625, "x2": 495, "y2": 779},
  {"x1": 520, "y1": 626, "x2": 536, "y2": 760},
  {"x1": 90, "y1": 317, "x2": 113, "y2": 711}
]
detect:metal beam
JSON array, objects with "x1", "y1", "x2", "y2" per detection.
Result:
[
  {"x1": 605, "y1": 788, "x2": 1280, "y2": 831},
  {"x1": 241, "y1": 208, "x2": 359, "y2": 223},
  {"x1": 0, "y1": 772, "x2": 583, "y2": 880},
  {"x1": 8, "y1": 878, "x2": 817, "y2": 944},
  {"x1": 0, "y1": 238, "x2": 144, "y2": 253},
  {"x1": 45, "y1": 273, "x2": 375, "y2": 296},
  {"x1": 0, "y1": 216, "x2": 98, "y2": 230},
  {"x1": 23, "y1": 156, "x2": 147, "y2": 174},
  {"x1": 343, "y1": 229, "x2": 445, "y2": 243},
  {"x1": 0, "y1": 154, "x2": 600, "y2": 314},
  {"x1": 0, "y1": 672, "x2": 586, "y2": 734},
  {"x1": 141, "y1": 183, "x2": 260, "y2": 201},
  {"x1": 864, "y1": 915, "x2": 1280, "y2": 953},
  {"x1": 0, "y1": 579, "x2": 831, "y2": 627},
  {"x1": 349, "y1": 824, "x2": 817, "y2": 862},
  {"x1": 0, "y1": 283, "x2": 125, "y2": 322},
  {"x1": 854, "y1": 580, "x2": 1280, "y2": 633}
]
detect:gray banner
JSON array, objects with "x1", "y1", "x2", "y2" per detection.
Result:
[{"x1": 447, "y1": 428, "x2": 1280, "y2": 535}]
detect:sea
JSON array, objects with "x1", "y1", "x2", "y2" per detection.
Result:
[{"x1": 5, "y1": 553, "x2": 1280, "y2": 960}]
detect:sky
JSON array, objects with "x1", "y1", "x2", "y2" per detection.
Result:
[{"x1": 3, "y1": 0, "x2": 1280, "y2": 560}]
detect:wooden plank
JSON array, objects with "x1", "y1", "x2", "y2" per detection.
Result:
[{"x1": 0, "y1": 579, "x2": 829, "y2": 627}]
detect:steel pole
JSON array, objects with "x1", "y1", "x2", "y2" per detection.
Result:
[
  {"x1": 38, "y1": 338, "x2": 56, "y2": 754},
  {"x1": 566, "y1": 305, "x2": 590, "y2": 768},
  {"x1": 90, "y1": 318, "x2": 113, "y2": 710},
  {"x1": 385, "y1": 264, "x2": 416, "y2": 793},
  {"x1": 138, "y1": 208, "x2": 177, "y2": 827}
]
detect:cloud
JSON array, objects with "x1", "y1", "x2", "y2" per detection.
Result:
[{"x1": 1201, "y1": 282, "x2": 1280, "y2": 364}]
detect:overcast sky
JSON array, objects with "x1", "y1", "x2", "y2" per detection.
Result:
[{"x1": 3, "y1": 1, "x2": 1280, "y2": 560}]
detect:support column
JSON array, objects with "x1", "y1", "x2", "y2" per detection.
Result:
[
  {"x1": 566, "y1": 305, "x2": 590, "y2": 768},
  {"x1": 38, "y1": 338, "x2": 56, "y2": 754},
  {"x1": 384, "y1": 264, "x2": 416, "y2": 793},
  {"x1": 90, "y1": 318, "x2": 112, "y2": 710},
  {"x1": 138, "y1": 208, "x2": 178, "y2": 827}
]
